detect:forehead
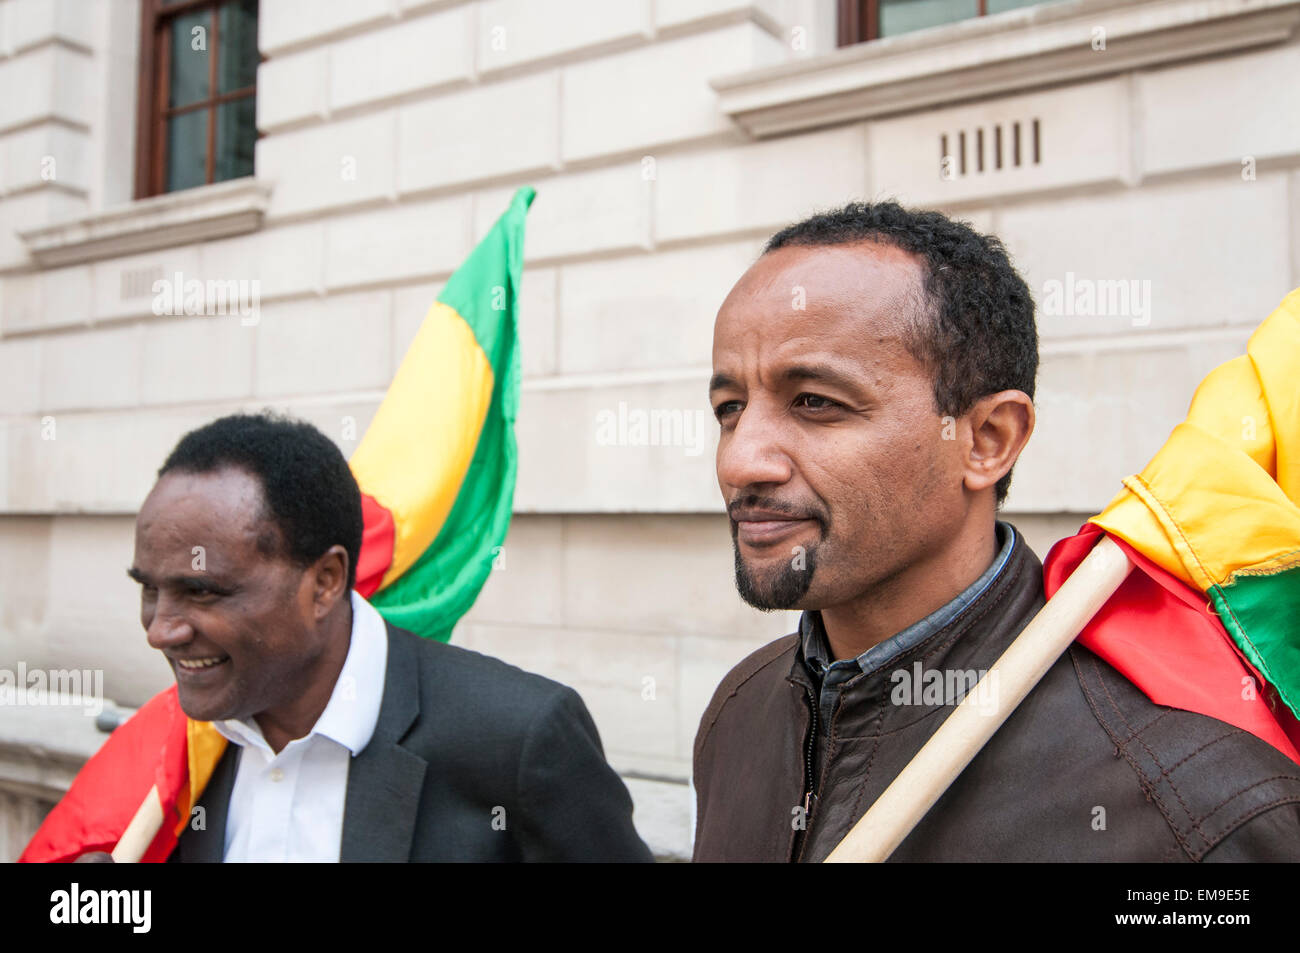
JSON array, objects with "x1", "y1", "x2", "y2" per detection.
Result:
[
  {"x1": 713, "y1": 240, "x2": 926, "y2": 370},
  {"x1": 136, "y1": 467, "x2": 271, "y2": 564}
]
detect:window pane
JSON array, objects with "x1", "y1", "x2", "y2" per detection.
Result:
[
  {"x1": 988, "y1": 0, "x2": 1044, "y2": 12},
  {"x1": 880, "y1": 0, "x2": 979, "y2": 37},
  {"x1": 218, "y1": 0, "x2": 259, "y2": 94},
  {"x1": 168, "y1": 11, "x2": 211, "y2": 108},
  {"x1": 215, "y1": 97, "x2": 256, "y2": 182},
  {"x1": 167, "y1": 108, "x2": 209, "y2": 191}
]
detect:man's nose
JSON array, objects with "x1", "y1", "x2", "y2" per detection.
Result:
[
  {"x1": 146, "y1": 601, "x2": 195, "y2": 651},
  {"x1": 716, "y1": 402, "x2": 794, "y2": 491}
]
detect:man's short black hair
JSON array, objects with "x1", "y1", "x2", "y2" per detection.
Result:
[
  {"x1": 764, "y1": 200, "x2": 1038, "y2": 507},
  {"x1": 158, "y1": 411, "x2": 364, "y2": 589}
]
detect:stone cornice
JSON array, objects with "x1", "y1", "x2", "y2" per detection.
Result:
[
  {"x1": 712, "y1": 0, "x2": 1300, "y2": 137},
  {"x1": 18, "y1": 177, "x2": 270, "y2": 269}
]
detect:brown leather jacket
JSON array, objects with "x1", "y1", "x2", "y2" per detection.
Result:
[{"x1": 692, "y1": 527, "x2": 1300, "y2": 861}]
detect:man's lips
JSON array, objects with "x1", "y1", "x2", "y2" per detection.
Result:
[
  {"x1": 731, "y1": 509, "x2": 817, "y2": 547},
  {"x1": 169, "y1": 654, "x2": 230, "y2": 675}
]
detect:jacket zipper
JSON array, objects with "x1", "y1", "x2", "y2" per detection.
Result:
[
  {"x1": 792, "y1": 684, "x2": 819, "y2": 861},
  {"x1": 803, "y1": 685, "x2": 819, "y2": 813}
]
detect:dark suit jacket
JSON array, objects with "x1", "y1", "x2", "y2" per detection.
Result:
[{"x1": 172, "y1": 622, "x2": 653, "y2": 862}]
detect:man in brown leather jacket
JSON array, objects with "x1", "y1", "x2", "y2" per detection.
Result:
[{"x1": 693, "y1": 201, "x2": 1300, "y2": 862}]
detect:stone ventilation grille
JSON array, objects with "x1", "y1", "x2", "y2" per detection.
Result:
[
  {"x1": 940, "y1": 118, "x2": 1042, "y2": 177},
  {"x1": 120, "y1": 266, "x2": 164, "y2": 300}
]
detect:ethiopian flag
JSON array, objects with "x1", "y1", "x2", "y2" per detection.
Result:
[
  {"x1": 19, "y1": 687, "x2": 225, "y2": 862},
  {"x1": 20, "y1": 188, "x2": 535, "y2": 862},
  {"x1": 1043, "y1": 288, "x2": 1300, "y2": 763},
  {"x1": 352, "y1": 185, "x2": 532, "y2": 640}
]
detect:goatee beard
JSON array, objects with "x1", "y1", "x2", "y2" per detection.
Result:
[{"x1": 733, "y1": 543, "x2": 816, "y2": 610}]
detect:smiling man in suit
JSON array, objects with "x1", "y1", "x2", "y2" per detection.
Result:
[{"x1": 115, "y1": 412, "x2": 650, "y2": 863}]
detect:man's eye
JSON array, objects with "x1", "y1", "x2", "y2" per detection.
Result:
[
  {"x1": 188, "y1": 589, "x2": 221, "y2": 602},
  {"x1": 795, "y1": 393, "x2": 840, "y2": 411},
  {"x1": 714, "y1": 400, "x2": 743, "y2": 420}
]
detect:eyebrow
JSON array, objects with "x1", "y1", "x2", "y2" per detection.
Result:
[
  {"x1": 779, "y1": 364, "x2": 863, "y2": 393},
  {"x1": 708, "y1": 372, "x2": 740, "y2": 393},
  {"x1": 127, "y1": 567, "x2": 232, "y2": 593},
  {"x1": 709, "y1": 363, "x2": 867, "y2": 395}
]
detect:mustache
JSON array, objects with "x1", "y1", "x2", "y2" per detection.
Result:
[{"x1": 726, "y1": 494, "x2": 830, "y2": 531}]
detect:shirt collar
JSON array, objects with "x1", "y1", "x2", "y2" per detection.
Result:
[
  {"x1": 214, "y1": 589, "x2": 389, "y2": 757},
  {"x1": 802, "y1": 521, "x2": 1017, "y2": 680}
]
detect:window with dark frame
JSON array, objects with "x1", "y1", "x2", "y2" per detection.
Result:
[
  {"x1": 837, "y1": 0, "x2": 1046, "y2": 45},
  {"x1": 135, "y1": 0, "x2": 260, "y2": 199}
]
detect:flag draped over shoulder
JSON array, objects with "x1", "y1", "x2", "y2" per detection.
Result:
[
  {"x1": 351, "y1": 186, "x2": 534, "y2": 641},
  {"x1": 20, "y1": 188, "x2": 535, "y2": 862},
  {"x1": 1043, "y1": 288, "x2": 1300, "y2": 763},
  {"x1": 19, "y1": 689, "x2": 226, "y2": 863}
]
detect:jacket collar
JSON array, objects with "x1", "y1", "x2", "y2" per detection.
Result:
[
  {"x1": 339, "y1": 621, "x2": 428, "y2": 862},
  {"x1": 177, "y1": 621, "x2": 429, "y2": 862},
  {"x1": 799, "y1": 522, "x2": 1017, "y2": 681},
  {"x1": 785, "y1": 524, "x2": 1042, "y2": 710}
]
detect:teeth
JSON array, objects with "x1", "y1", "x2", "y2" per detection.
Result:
[{"x1": 176, "y1": 657, "x2": 224, "y2": 670}]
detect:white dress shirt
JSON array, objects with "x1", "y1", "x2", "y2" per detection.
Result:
[{"x1": 213, "y1": 590, "x2": 388, "y2": 862}]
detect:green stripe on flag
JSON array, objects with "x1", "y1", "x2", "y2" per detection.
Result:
[
  {"x1": 370, "y1": 187, "x2": 534, "y2": 641},
  {"x1": 1211, "y1": 563, "x2": 1300, "y2": 719}
]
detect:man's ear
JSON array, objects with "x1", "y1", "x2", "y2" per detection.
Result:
[
  {"x1": 962, "y1": 390, "x2": 1035, "y2": 496},
  {"x1": 309, "y1": 545, "x2": 351, "y2": 619}
]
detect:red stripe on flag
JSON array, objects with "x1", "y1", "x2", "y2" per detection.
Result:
[
  {"x1": 356, "y1": 492, "x2": 396, "y2": 598},
  {"x1": 1044, "y1": 523, "x2": 1300, "y2": 764},
  {"x1": 20, "y1": 686, "x2": 190, "y2": 863}
]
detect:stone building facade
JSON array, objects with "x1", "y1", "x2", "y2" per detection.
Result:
[{"x1": 1, "y1": 0, "x2": 1298, "y2": 860}]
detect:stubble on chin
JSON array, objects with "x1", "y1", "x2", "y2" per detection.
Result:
[{"x1": 732, "y1": 542, "x2": 818, "y2": 611}]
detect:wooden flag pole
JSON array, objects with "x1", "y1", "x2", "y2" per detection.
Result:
[
  {"x1": 824, "y1": 533, "x2": 1133, "y2": 863},
  {"x1": 110, "y1": 784, "x2": 163, "y2": 863}
]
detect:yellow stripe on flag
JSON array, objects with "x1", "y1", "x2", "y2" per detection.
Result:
[
  {"x1": 178, "y1": 719, "x2": 227, "y2": 835},
  {"x1": 350, "y1": 301, "x2": 494, "y2": 588},
  {"x1": 1250, "y1": 290, "x2": 1300, "y2": 504},
  {"x1": 1093, "y1": 289, "x2": 1300, "y2": 590}
]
